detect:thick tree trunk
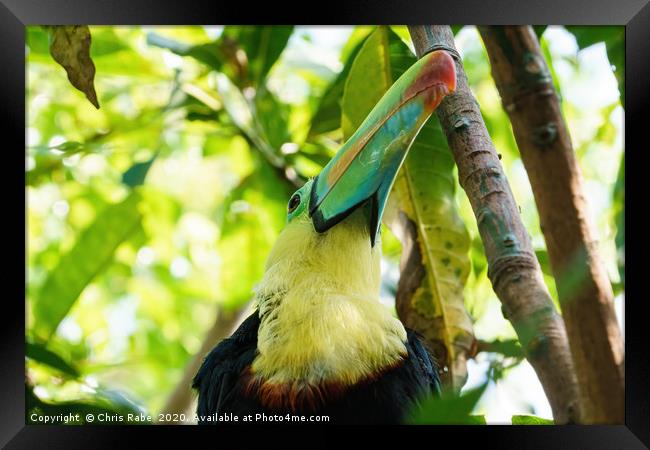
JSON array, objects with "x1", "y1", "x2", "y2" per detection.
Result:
[
  {"x1": 157, "y1": 304, "x2": 251, "y2": 421},
  {"x1": 478, "y1": 25, "x2": 624, "y2": 424},
  {"x1": 407, "y1": 25, "x2": 581, "y2": 424}
]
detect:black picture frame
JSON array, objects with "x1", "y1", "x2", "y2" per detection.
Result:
[{"x1": 5, "y1": 0, "x2": 648, "y2": 447}]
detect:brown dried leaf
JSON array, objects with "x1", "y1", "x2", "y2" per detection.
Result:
[{"x1": 47, "y1": 26, "x2": 99, "y2": 108}]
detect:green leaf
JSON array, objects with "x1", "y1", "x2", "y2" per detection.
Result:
[
  {"x1": 539, "y1": 36, "x2": 564, "y2": 102},
  {"x1": 535, "y1": 248, "x2": 552, "y2": 276},
  {"x1": 612, "y1": 281, "x2": 624, "y2": 297},
  {"x1": 451, "y1": 25, "x2": 464, "y2": 36},
  {"x1": 28, "y1": 140, "x2": 106, "y2": 160},
  {"x1": 53, "y1": 141, "x2": 84, "y2": 154},
  {"x1": 566, "y1": 26, "x2": 619, "y2": 50},
  {"x1": 479, "y1": 339, "x2": 524, "y2": 359},
  {"x1": 341, "y1": 26, "x2": 474, "y2": 390},
  {"x1": 340, "y1": 27, "x2": 393, "y2": 140},
  {"x1": 308, "y1": 31, "x2": 370, "y2": 137},
  {"x1": 46, "y1": 26, "x2": 100, "y2": 108},
  {"x1": 27, "y1": 26, "x2": 52, "y2": 55},
  {"x1": 533, "y1": 26, "x2": 547, "y2": 40},
  {"x1": 150, "y1": 26, "x2": 294, "y2": 86},
  {"x1": 254, "y1": 85, "x2": 290, "y2": 150},
  {"x1": 222, "y1": 26, "x2": 294, "y2": 86},
  {"x1": 146, "y1": 32, "x2": 223, "y2": 70},
  {"x1": 471, "y1": 236, "x2": 488, "y2": 277},
  {"x1": 32, "y1": 192, "x2": 143, "y2": 341},
  {"x1": 407, "y1": 382, "x2": 488, "y2": 424},
  {"x1": 215, "y1": 73, "x2": 256, "y2": 135},
  {"x1": 26, "y1": 341, "x2": 80, "y2": 377},
  {"x1": 27, "y1": 140, "x2": 100, "y2": 186},
  {"x1": 341, "y1": 27, "x2": 375, "y2": 60},
  {"x1": 512, "y1": 414, "x2": 554, "y2": 425},
  {"x1": 122, "y1": 155, "x2": 157, "y2": 188},
  {"x1": 468, "y1": 414, "x2": 487, "y2": 424},
  {"x1": 86, "y1": 27, "x2": 131, "y2": 58},
  {"x1": 215, "y1": 73, "x2": 286, "y2": 170}
]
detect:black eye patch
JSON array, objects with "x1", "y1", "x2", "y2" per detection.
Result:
[{"x1": 288, "y1": 194, "x2": 301, "y2": 213}]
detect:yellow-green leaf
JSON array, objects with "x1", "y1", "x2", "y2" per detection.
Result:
[
  {"x1": 341, "y1": 27, "x2": 392, "y2": 140},
  {"x1": 341, "y1": 26, "x2": 473, "y2": 390}
]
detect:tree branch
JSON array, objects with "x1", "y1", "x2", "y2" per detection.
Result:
[
  {"x1": 478, "y1": 25, "x2": 624, "y2": 423},
  {"x1": 407, "y1": 25, "x2": 581, "y2": 424}
]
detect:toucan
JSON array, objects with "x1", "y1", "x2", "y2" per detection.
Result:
[{"x1": 193, "y1": 50, "x2": 457, "y2": 424}]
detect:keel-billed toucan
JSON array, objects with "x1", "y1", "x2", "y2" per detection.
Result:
[{"x1": 193, "y1": 50, "x2": 457, "y2": 424}]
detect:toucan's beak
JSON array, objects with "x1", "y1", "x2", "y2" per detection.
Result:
[{"x1": 308, "y1": 50, "x2": 456, "y2": 246}]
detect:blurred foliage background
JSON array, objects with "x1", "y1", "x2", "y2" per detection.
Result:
[{"x1": 26, "y1": 25, "x2": 624, "y2": 424}]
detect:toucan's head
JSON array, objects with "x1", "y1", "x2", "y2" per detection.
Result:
[
  {"x1": 262, "y1": 50, "x2": 455, "y2": 297},
  {"x1": 285, "y1": 50, "x2": 456, "y2": 247}
]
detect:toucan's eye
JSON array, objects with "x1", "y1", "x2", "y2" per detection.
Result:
[{"x1": 288, "y1": 194, "x2": 301, "y2": 213}]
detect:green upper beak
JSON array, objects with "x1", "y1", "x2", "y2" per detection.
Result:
[{"x1": 308, "y1": 50, "x2": 457, "y2": 246}]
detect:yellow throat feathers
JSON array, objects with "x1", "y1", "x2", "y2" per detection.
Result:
[{"x1": 252, "y1": 208, "x2": 408, "y2": 388}]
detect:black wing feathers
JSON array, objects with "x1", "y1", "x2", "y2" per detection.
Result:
[
  {"x1": 406, "y1": 328, "x2": 442, "y2": 395},
  {"x1": 192, "y1": 312, "x2": 260, "y2": 421}
]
